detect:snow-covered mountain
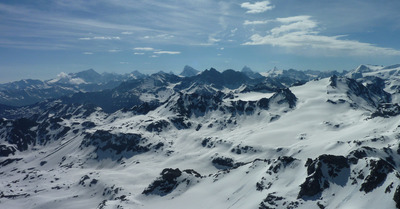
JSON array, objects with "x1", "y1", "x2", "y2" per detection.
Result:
[
  {"x1": 0, "y1": 69, "x2": 143, "y2": 107},
  {"x1": 1, "y1": 65, "x2": 400, "y2": 209}
]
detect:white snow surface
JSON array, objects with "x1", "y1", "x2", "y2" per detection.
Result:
[{"x1": 1, "y1": 75, "x2": 400, "y2": 209}]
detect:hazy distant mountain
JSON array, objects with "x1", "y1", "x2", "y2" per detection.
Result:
[
  {"x1": 241, "y1": 66, "x2": 263, "y2": 79},
  {"x1": 262, "y1": 67, "x2": 347, "y2": 87},
  {"x1": 180, "y1": 65, "x2": 200, "y2": 77},
  {"x1": 0, "y1": 69, "x2": 136, "y2": 106}
]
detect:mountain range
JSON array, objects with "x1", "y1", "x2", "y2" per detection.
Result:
[{"x1": 1, "y1": 64, "x2": 400, "y2": 208}]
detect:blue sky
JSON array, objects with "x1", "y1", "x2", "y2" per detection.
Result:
[{"x1": 1, "y1": 0, "x2": 400, "y2": 83}]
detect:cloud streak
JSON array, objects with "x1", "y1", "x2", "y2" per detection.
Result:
[
  {"x1": 153, "y1": 51, "x2": 181, "y2": 55},
  {"x1": 244, "y1": 16, "x2": 400, "y2": 56},
  {"x1": 133, "y1": 47, "x2": 155, "y2": 51},
  {"x1": 79, "y1": 36, "x2": 121, "y2": 40},
  {"x1": 241, "y1": 1, "x2": 274, "y2": 14},
  {"x1": 244, "y1": 20, "x2": 270, "y2": 25}
]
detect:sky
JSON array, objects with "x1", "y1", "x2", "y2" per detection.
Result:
[{"x1": 0, "y1": 0, "x2": 400, "y2": 83}]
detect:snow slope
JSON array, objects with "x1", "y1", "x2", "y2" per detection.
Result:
[{"x1": 1, "y1": 66, "x2": 400, "y2": 209}]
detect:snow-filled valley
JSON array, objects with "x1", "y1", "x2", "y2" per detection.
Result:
[{"x1": 1, "y1": 65, "x2": 400, "y2": 209}]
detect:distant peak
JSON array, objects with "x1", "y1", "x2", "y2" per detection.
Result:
[
  {"x1": 382, "y1": 64, "x2": 400, "y2": 70},
  {"x1": 180, "y1": 65, "x2": 199, "y2": 77},
  {"x1": 83, "y1": 68, "x2": 97, "y2": 73},
  {"x1": 208, "y1": 67, "x2": 218, "y2": 73},
  {"x1": 354, "y1": 64, "x2": 373, "y2": 73},
  {"x1": 241, "y1": 66, "x2": 253, "y2": 73}
]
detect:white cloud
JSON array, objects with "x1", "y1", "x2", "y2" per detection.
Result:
[
  {"x1": 57, "y1": 72, "x2": 69, "y2": 78},
  {"x1": 108, "y1": 49, "x2": 120, "y2": 53},
  {"x1": 154, "y1": 51, "x2": 181, "y2": 55},
  {"x1": 134, "y1": 52, "x2": 145, "y2": 55},
  {"x1": 121, "y1": 31, "x2": 133, "y2": 35},
  {"x1": 150, "y1": 55, "x2": 158, "y2": 58},
  {"x1": 243, "y1": 15, "x2": 400, "y2": 56},
  {"x1": 133, "y1": 47, "x2": 155, "y2": 51},
  {"x1": 208, "y1": 35, "x2": 221, "y2": 45},
  {"x1": 83, "y1": 52, "x2": 93, "y2": 55},
  {"x1": 143, "y1": 34, "x2": 174, "y2": 40},
  {"x1": 271, "y1": 16, "x2": 316, "y2": 35},
  {"x1": 241, "y1": 1, "x2": 274, "y2": 14},
  {"x1": 276, "y1": 16, "x2": 312, "y2": 24},
  {"x1": 94, "y1": 36, "x2": 120, "y2": 40},
  {"x1": 79, "y1": 36, "x2": 121, "y2": 40},
  {"x1": 244, "y1": 20, "x2": 270, "y2": 25}
]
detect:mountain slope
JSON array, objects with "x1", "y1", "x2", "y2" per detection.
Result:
[{"x1": 1, "y1": 65, "x2": 400, "y2": 209}]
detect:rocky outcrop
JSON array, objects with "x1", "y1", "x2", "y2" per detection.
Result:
[
  {"x1": 81, "y1": 130, "x2": 151, "y2": 159},
  {"x1": 298, "y1": 155, "x2": 349, "y2": 199},
  {"x1": 142, "y1": 168, "x2": 202, "y2": 196}
]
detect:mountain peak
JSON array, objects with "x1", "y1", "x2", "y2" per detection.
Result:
[
  {"x1": 73, "y1": 68, "x2": 102, "y2": 83},
  {"x1": 241, "y1": 66, "x2": 253, "y2": 73},
  {"x1": 241, "y1": 66, "x2": 263, "y2": 79},
  {"x1": 180, "y1": 65, "x2": 199, "y2": 77}
]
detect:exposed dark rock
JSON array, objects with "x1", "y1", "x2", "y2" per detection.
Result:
[
  {"x1": 269, "y1": 88, "x2": 297, "y2": 108},
  {"x1": 268, "y1": 156, "x2": 297, "y2": 174},
  {"x1": 0, "y1": 144, "x2": 17, "y2": 157},
  {"x1": 298, "y1": 155, "x2": 349, "y2": 199},
  {"x1": 81, "y1": 130, "x2": 149, "y2": 159},
  {"x1": 170, "y1": 117, "x2": 192, "y2": 129},
  {"x1": 371, "y1": 103, "x2": 400, "y2": 118},
  {"x1": 347, "y1": 148, "x2": 368, "y2": 164},
  {"x1": 329, "y1": 76, "x2": 391, "y2": 108},
  {"x1": 201, "y1": 137, "x2": 212, "y2": 148},
  {"x1": 259, "y1": 193, "x2": 285, "y2": 209},
  {"x1": 0, "y1": 118, "x2": 37, "y2": 151},
  {"x1": 79, "y1": 175, "x2": 90, "y2": 186},
  {"x1": 212, "y1": 157, "x2": 235, "y2": 170},
  {"x1": 82, "y1": 121, "x2": 96, "y2": 129},
  {"x1": 0, "y1": 158, "x2": 22, "y2": 167},
  {"x1": 153, "y1": 142, "x2": 164, "y2": 150},
  {"x1": 142, "y1": 168, "x2": 182, "y2": 196},
  {"x1": 129, "y1": 101, "x2": 161, "y2": 115},
  {"x1": 394, "y1": 185, "x2": 400, "y2": 209},
  {"x1": 146, "y1": 120, "x2": 170, "y2": 132},
  {"x1": 231, "y1": 145, "x2": 257, "y2": 155},
  {"x1": 142, "y1": 168, "x2": 202, "y2": 196},
  {"x1": 360, "y1": 159, "x2": 394, "y2": 193}
]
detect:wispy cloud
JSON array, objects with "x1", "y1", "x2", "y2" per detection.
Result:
[
  {"x1": 133, "y1": 47, "x2": 155, "y2": 51},
  {"x1": 108, "y1": 49, "x2": 120, "y2": 53},
  {"x1": 83, "y1": 52, "x2": 93, "y2": 55},
  {"x1": 243, "y1": 15, "x2": 400, "y2": 56},
  {"x1": 121, "y1": 31, "x2": 133, "y2": 35},
  {"x1": 244, "y1": 20, "x2": 270, "y2": 25},
  {"x1": 241, "y1": 1, "x2": 274, "y2": 14},
  {"x1": 153, "y1": 51, "x2": 181, "y2": 55},
  {"x1": 271, "y1": 16, "x2": 316, "y2": 35},
  {"x1": 143, "y1": 34, "x2": 174, "y2": 40},
  {"x1": 134, "y1": 52, "x2": 145, "y2": 55},
  {"x1": 79, "y1": 36, "x2": 121, "y2": 40}
]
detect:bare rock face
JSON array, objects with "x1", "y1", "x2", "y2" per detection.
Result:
[
  {"x1": 298, "y1": 155, "x2": 349, "y2": 199},
  {"x1": 360, "y1": 159, "x2": 394, "y2": 193},
  {"x1": 142, "y1": 168, "x2": 202, "y2": 196}
]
